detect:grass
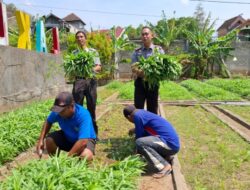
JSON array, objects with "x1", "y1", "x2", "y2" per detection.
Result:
[
  {"x1": 159, "y1": 81, "x2": 195, "y2": 101},
  {"x1": 219, "y1": 105, "x2": 250, "y2": 123},
  {"x1": 118, "y1": 81, "x2": 134, "y2": 100},
  {"x1": 96, "y1": 104, "x2": 136, "y2": 161},
  {"x1": 164, "y1": 105, "x2": 250, "y2": 190}
]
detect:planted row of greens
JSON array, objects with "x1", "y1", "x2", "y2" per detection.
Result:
[
  {"x1": 0, "y1": 100, "x2": 52, "y2": 165},
  {"x1": 159, "y1": 81, "x2": 195, "y2": 101},
  {"x1": 205, "y1": 78, "x2": 250, "y2": 100},
  {"x1": 180, "y1": 79, "x2": 242, "y2": 101},
  {"x1": 107, "y1": 78, "x2": 249, "y2": 101},
  {"x1": 164, "y1": 105, "x2": 250, "y2": 190},
  {"x1": 0, "y1": 85, "x2": 122, "y2": 165},
  {"x1": 0, "y1": 154, "x2": 144, "y2": 190}
]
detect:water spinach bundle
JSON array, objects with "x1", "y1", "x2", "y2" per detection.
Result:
[
  {"x1": 63, "y1": 50, "x2": 96, "y2": 79},
  {"x1": 136, "y1": 53, "x2": 182, "y2": 89}
]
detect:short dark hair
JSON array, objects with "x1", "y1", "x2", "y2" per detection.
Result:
[
  {"x1": 123, "y1": 105, "x2": 136, "y2": 118},
  {"x1": 141, "y1": 26, "x2": 152, "y2": 32},
  {"x1": 75, "y1": 31, "x2": 87, "y2": 39}
]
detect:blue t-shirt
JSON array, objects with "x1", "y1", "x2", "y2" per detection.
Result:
[
  {"x1": 134, "y1": 110, "x2": 180, "y2": 151},
  {"x1": 47, "y1": 104, "x2": 96, "y2": 143}
]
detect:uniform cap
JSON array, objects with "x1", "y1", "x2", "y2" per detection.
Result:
[{"x1": 51, "y1": 92, "x2": 74, "y2": 113}]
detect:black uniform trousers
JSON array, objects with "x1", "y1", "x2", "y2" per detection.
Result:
[
  {"x1": 72, "y1": 78, "x2": 98, "y2": 135},
  {"x1": 134, "y1": 78, "x2": 159, "y2": 114}
]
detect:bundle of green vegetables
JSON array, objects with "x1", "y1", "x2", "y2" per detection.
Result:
[
  {"x1": 63, "y1": 50, "x2": 96, "y2": 79},
  {"x1": 134, "y1": 53, "x2": 182, "y2": 89}
]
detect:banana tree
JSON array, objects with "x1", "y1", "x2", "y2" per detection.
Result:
[
  {"x1": 147, "y1": 11, "x2": 187, "y2": 53},
  {"x1": 184, "y1": 15, "x2": 236, "y2": 78},
  {"x1": 110, "y1": 26, "x2": 135, "y2": 52}
]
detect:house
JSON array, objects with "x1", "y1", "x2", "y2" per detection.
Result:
[
  {"x1": 217, "y1": 15, "x2": 245, "y2": 37},
  {"x1": 43, "y1": 13, "x2": 70, "y2": 31},
  {"x1": 238, "y1": 19, "x2": 250, "y2": 41},
  {"x1": 95, "y1": 26, "x2": 125, "y2": 38},
  {"x1": 63, "y1": 13, "x2": 86, "y2": 33}
]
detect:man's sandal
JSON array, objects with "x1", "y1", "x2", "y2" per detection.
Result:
[{"x1": 152, "y1": 168, "x2": 172, "y2": 178}]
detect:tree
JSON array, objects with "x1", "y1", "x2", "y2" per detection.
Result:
[
  {"x1": 110, "y1": 26, "x2": 135, "y2": 52},
  {"x1": 193, "y1": 3, "x2": 206, "y2": 29},
  {"x1": 126, "y1": 25, "x2": 140, "y2": 39},
  {"x1": 184, "y1": 16, "x2": 236, "y2": 78},
  {"x1": 147, "y1": 11, "x2": 186, "y2": 53}
]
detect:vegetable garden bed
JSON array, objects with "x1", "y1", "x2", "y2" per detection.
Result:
[
  {"x1": 163, "y1": 105, "x2": 250, "y2": 190},
  {"x1": 1, "y1": 78, "x2": 250, "y2": 189},
  {"x1": 218, "y1": 105, "x2": 250, "y2": 124}
]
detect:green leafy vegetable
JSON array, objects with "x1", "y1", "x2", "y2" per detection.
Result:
[
  {"x1": 63, "y1": 50, "x2": 96, "y2": 79},
  {"x1": 135, "y1": 53, "x2": 182, "y2": 89}
]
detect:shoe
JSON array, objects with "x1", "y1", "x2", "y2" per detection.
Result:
[{"x1": 152, "y1": 168, "x2": 172, "y2": 178}]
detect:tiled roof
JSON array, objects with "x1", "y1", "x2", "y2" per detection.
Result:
[
  {"x1": 217, "y1": 15, "x2": 245, "y2": 31},
  {"x1": 96, "y1": 26, "x2": 125, "y2": 38},
  {"x1": 238, "y1": 19, "x2": 250, "y2": 29},
  {"x1": 45, "y1": 13, "x2": 62, "y2": 21},
  {"x1": 63, "y1": 13, "x2": 86, "y2": 25}
]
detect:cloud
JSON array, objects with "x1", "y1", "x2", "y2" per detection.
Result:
[
  {"x1": 23, "y1": 0, "x2": 32, "y2": 6},
  {"x1": 180, "y1": 0, "x2": 189, "y2": 5}
]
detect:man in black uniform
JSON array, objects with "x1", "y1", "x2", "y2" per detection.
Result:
[
  {"x1": 131, "y1": 26, "x2": 164, "y2": 114},
  {"x1": 72, "y1": 31, "x2": 101, "y2": 135}
]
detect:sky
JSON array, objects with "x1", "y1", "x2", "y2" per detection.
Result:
[{"x1": 2, "y1": 0, "x2": 250, "y2": 31}]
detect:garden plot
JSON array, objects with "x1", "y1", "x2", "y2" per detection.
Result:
[
  {"x1": 163, "y1": 105, "x2": 250, "y2": 190},
  {"x1": 159, "y1": 81, "x2": 195, "y2": 101},
  {"x1": 96, "y1": 104, "x2": 174, "y2": 190},
  {"x1": 0, "y1": 153, "x2": 144, "y2": 189},
  {"x1": 0, "y1": 100, "x2": 52, "y2": 166},
  {"x1": 180, "y1": 79, "x2": 242, "y2": 101},
  {"x1": 218, "y1": 105, "x2": 250, "y2": 124},
  {"x1": 206, "y1": 78, "x2": 250, "y2": 100},
  {"x1": 1, "y1": 78, "x2": 250, "y2": 190}
]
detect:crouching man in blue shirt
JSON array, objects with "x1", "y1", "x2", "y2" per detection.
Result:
[
  {"x1": 36, "y1": 92, "x2": 96, "y2": 161},
  {"x1": 123, "y1": 105, "x2": 180, "y2": 178}
]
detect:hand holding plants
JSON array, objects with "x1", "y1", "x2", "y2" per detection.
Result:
[{"x1": 136, "y1": 53, "x2": 182, "y2": 89}]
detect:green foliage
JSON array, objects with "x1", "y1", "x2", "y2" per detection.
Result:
[
  {"x1": 63, "y1": 33, "x2": 78, "y2": 54},
  {"x1": 0, "y1": 100, "x2": 53, "y2": 165},
  {"x1": 1, "y1": 154, "x2": 144, "y2": 190},
  {"x1": 147, "y1": 11, "x2": 187, "y2": 52},
  {"x1": 63, "y1": 50, "x2": 96, "y2": 78},
  {"x1": 125, "y1": 25, "x2": 141, "y2": 39},
  {"x1": 105, "y1": 80, "x2": 123, "y2": 90},
  {"x1": 136, "y1": 53, "x2": 182, "y2": 89},
  {"x1": 118, "y1": 81, "x2": 134, "y2": 100},
  {"x1": 159, "y1": 81, "x2": 194, "y2": 100},
  {"x1": 180, "y1": 79, "x2": 242, "y2": 100},
  {"x1": 87, "y1": 32, "x2": 113, "y2": 65},
  {"x1": 206, "y1": 78, "x2": 250, "y2": 100},
  {"x1": 110, "y1": 26, "x2": 135, "y2": 52},
  {"x1": 8, "y1": 27, "x2": 19, "y2": 47},
  {"x1": 184, "y1": 15, "x2": 236, "y2": 78},
  {"x1": 120, "y1": 58, "x2": 131, "y2": 64}
]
